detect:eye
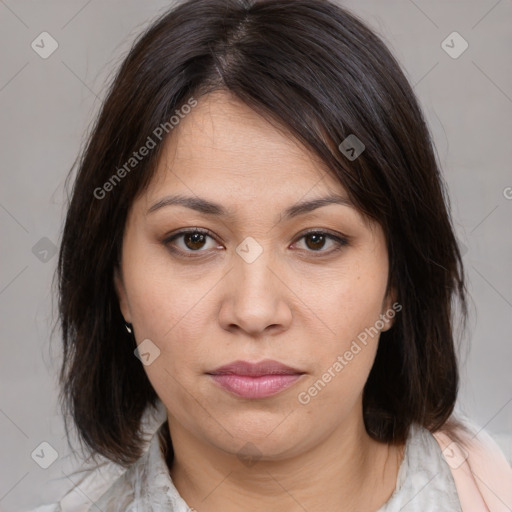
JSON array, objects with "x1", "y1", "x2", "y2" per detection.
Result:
[
  {"x1": 163, "y1": 228, "x2": 221, "y2": 257},
  {"x1": 163, "y1": 228, "x2": 349, "y2": 259},
  {"x1": 292, "y1": 230, "x2": 349, "y2": 255}
]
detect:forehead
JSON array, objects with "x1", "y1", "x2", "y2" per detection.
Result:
[{"x1": 143, "y1": 90, "x2": 347, "y2": 203}]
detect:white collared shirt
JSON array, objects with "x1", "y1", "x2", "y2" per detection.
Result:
[{"x1": 30, "y1": 420, "x2": 461, "y2": 511}]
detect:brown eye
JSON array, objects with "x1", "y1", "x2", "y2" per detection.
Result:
[
  {"x1": 163, "y1": 228, "x2": 220, "y2": 257},
  {"x1": 183, "y1": 232, "x2": 208, "y2": 250},
  {"x1": 304, "y1": 233, "x2": 328, "y2": 251},
  {"x1": 294, "y1": 230, "x2": 349, "y2": 255}
]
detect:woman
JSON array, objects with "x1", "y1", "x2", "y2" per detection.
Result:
[{"x1": 33, "y1": 0, "x2": 511, "y2": 510}]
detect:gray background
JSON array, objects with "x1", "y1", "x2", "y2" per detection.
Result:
[{"x1": 1, "y1": 0, "x2": 511, "y2": 510}]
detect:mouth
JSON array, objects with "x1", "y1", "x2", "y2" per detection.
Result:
[{"x1": 206, "y1": 359, "x2": 305, "y2": 399}]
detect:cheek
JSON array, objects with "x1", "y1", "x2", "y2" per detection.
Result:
[
  {"x1": 297, "y1": 266, "x2": 387, "y2": 404},
  {"x1": 124, "y1": 259, "x2": 219, "y2": 396},
  {"x1": 312, "y1": 264, "x2": 388, "y2": 352},
  {"x1": 130, "y1": 281, "x2": 213, "y2": 364},
  {"x1": 296, "y1": 308, "x2": 381, "y2": 420},
  {"x1": 123, "y1": 238, "x2": 212, "y2": 340}
]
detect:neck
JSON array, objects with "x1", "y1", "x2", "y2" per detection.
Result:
[{"x1": 166, "y1": 412, "x2": 404, "y2": 512}]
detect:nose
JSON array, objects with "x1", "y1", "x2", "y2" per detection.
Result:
[{"x1": 217, "y1": 241, "x2": 293, "y2": 337}]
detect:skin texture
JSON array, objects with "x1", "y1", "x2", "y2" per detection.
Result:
[{"x1": 115, "y1": 90, "x2": 404, "y2": 512}]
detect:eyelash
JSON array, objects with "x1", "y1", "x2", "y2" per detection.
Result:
[{"x1": 162, "y1": 228, "x2": 349, "y2": 259}]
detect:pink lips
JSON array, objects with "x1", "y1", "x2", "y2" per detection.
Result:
[{"x1": 207, "y1": 359, "x2": 305, "y2": 399}]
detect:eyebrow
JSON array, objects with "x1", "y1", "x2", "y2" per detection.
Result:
[{"x1": 146, "y1": 193, "x2": 354, "y2": 220}]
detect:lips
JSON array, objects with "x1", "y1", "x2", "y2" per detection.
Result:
[
  {"x1": 206, "y1": 359, "x2": 305, "y2": 399},
  {"x1": 208, "y1": 359, "x2": 303, "y2": 376}
]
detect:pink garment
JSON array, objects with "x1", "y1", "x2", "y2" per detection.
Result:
[{"x1": 433, "y1": 427, "x2": 512, "y2": 512}]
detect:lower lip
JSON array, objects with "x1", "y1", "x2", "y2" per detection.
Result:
[{"x1": 208, "y1": 373, "x2": 303, "y2": 399}]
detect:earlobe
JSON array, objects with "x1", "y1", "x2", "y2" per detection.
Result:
[{"x1": 113, "y1": 265, "x2": 132, "y2": 323}]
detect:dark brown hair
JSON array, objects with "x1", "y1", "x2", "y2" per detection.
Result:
[{"x1": 56, "y1": 0, "x2": 468, "y2": 467}]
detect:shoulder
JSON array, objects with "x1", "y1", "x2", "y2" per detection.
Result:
[
  {"x1": 432, "y1": 418, "x2": 512, "y2": 512},
  {"x1": 27, "y1": 415, "x2": 171, "y2": 511},
  {"x1": 25, "y1": 461, "x2": 126, "y2": 512}
]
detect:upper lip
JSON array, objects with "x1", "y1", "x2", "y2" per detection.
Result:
[{"x1": 207, "y1": 359, "x2": 304, "y2": 376}]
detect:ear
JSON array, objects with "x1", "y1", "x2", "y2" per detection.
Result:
[
  {"x1": 380, "y1": 285, "x2": 399, "y2": 332},
  {"x1": 114, "y1": 265, "x2": 132, "y2": 323}
]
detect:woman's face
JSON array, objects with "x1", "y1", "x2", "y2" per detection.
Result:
[{"x1": 115, "y1": 90, "x2": 396, "y2": 460}]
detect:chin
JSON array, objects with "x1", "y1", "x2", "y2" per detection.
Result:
[{"x1": 208, "y1": 412, "x2": 312, "y2": 458}]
